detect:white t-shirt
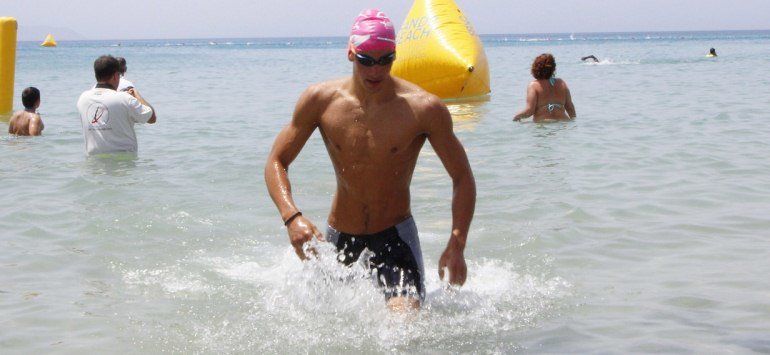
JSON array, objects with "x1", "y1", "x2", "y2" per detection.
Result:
[
  {"x1": 77, "y1": 88, "x2": 153, "y2": 155},
  {"x1": 118, "y1": 77, "x2": 134, "y2": 91}
]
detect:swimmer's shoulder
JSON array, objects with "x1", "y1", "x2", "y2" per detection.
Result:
[
  {"x1": 393, "y1": 76, "x2": 423, "y2": 93},
  {"x1": 294, "y1": 79, "x2": 348, "y2": 123},
  {"x1": 8, "y1": 111, "x2": 33, "y2": 135},
  {"x1": 8, "y1": 110, "x2": 30, "y2": 125},
  {"x1": 300, "y1": 79, "x2": 347, "y2": 107},
  {"x1": 394, "y1": 77, "x2": 440, "y2": 107},
  {"x1": 29, "y1": 112, "x2": 43, "y2": 124},
  {"x1": 394, "y1": 77, "x2": 449, "y2": 129},
  {"x1": 8, "y1": 110, "x2": 22, "y2": 124},
  {"x1": 28, "y1": 113, "x2": 43, "y2": 135},
  {"x1": 554, "y1": 79, "x2": 571, "y2": 93}
]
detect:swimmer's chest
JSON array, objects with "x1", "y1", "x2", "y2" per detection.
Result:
[{"x1": 319, "y1": 104, "x2": 426, "y2": 160}]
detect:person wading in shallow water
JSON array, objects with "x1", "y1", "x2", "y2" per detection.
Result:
[
  {"x1": 514, "y1": 53, "x2": 577, "y2": 122},
  {"x1": 265, "y1": 9, "x2": 476, "y2": 311},
  {"x1": 77, "y1": 55, "x2": 157, "y2": 155},
  {"x1": 8, "y1": 87, "x2": 44, "y2": 136}
]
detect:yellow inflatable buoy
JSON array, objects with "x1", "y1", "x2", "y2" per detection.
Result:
[
  {"x1": 41, "y1": 33, "x2": 57, "y2": 47},
  {"x1": 0, "y1": 17, "x2": 17, "y2": 115},
  {"x1": 392, "y1": 0, "x2": 490, "y2": 101}
]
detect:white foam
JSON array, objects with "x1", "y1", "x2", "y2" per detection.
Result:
[
  {"x1": 189, "y1": 242, "x2": 574, "y2": 351},
  {"x1": 123, "y1": 267, "x2": 213, "y2": 295},
  {"x1": 585, "y1": 58, "x2": 640, "y2": 66}
]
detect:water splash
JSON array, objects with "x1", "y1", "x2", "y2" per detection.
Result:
[
  {"x1": 584, "y1": 58, "x2": 641, "y2": 66},
  {"x1": 120, "y1": 241, "x2": 572, "y2": 352}
]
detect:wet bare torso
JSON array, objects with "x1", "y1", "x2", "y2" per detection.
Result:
[
  {"x1": 532, "y1": 79, "x2": 570, "y2": 121},
  {"x1": 8, "y1": 111, "x2": 41, "y2": 136},
  {"x1": 317, "y1": 79, "x2": 430, "y2": 234}
]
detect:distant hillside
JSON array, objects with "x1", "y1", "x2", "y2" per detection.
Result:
[{"x1": 17, "y1": 25, "x2": 87, "y2": 41}]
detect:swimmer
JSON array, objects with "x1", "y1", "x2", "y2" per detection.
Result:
[
  {"x1": 514, "y1": 53, "x2": 576, "y2": 122},
  {"x1": 8, "y1": 87, "x2": 44, "y2": 136},
  {"x1": 265, "y1": 9, "x2": 476, "y2": 311},
  {"x1": 707, "y1": 48, "x2": 718, "y2": 57},
  {"x1": 581, "y1": 55, "x2": 600, "y2": 63}
]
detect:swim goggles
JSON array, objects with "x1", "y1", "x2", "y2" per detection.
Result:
[{"x1": 355, "y1": 52, "x2": 396, "y2": 67}]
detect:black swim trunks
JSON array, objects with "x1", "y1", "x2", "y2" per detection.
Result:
[{"x1": 326, "y1": 216, "x2": 425, "y2": 301}]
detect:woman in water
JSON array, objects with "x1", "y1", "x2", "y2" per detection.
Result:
[{"x1": 514, "y1": 53, "x2": 576, "y2": 121}]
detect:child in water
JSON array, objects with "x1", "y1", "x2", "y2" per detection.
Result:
[{"x1": 8, "y1": 87, "x2": 44, "y2": 136}]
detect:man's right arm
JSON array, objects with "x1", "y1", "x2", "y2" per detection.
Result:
[
  {"x1": 265, "y1": 84, "x2": 326, "y2": 260},
  {"x1": 128, "y1": 88, "x2": 156, "y2": 124}
]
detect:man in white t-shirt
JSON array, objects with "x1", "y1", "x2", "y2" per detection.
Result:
[{"x1": 77, "y1": 55, "x2": 157, "y2": 155}]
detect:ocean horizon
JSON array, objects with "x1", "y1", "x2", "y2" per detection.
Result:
[{"x1": 16, "y1": 28, "x2": 770, "y2": 45}]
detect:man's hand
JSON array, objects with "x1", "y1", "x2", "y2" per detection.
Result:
[
  {"x1": 287, "y1": 215, "x2": 324, "y2": 260},
  {"x1": 438, "y1": 238, "x2": 467, "y2": 286},
  {"x1": 126, "y1": 88, "x2": 136, "y2": 97}
]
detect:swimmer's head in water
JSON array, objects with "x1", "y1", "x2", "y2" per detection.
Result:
[
  {"x1": 709, "y1": 48, "x2": 717, "y2": 55},
  {"x1": 21, "y1": 87, "x2": 40, "y2": 109},
  {"x1": 531, "y1": 53, "x2": 556, "y2": 80},
  {"x1": 349, "y1": 9, "x2": 396, "y2": 53}
]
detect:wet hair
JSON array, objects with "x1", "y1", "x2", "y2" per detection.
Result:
[
  {"x1": 21, "y1": 87, "x2": 40, "y2": 109},
  {"x1": 709, "y1": 48, "x2": 717, "y2": 55},
  {"x1": 94, "y1": 55, "x2": 120, "y2": 82},
  {"x1": 116, "y1": 57, "x2": 127, "y2": 74},
  {"x1": 531, "y1": 53, "x2": 556, "y2": 80}
]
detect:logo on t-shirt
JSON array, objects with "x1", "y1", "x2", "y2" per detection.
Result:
[{"x1": 86, "y1": 103, "x2": 110, "y2": 128}]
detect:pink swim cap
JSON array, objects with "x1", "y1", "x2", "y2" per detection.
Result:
[{"x1": 349, "y1": 9, "x2": 396, "y2": 52}]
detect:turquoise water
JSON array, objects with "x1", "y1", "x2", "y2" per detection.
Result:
[{"x1": 2, "y1": 31, "x2": 770, "y2": 353}]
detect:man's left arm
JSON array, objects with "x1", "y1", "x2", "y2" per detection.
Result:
[{"x1": 424, "y1": 97, "x2": 476, "y2": 286}]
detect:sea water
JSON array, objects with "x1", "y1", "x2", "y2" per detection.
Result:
[{"x1": 2, "y1": 31, "x2": 770, "y2": 353}]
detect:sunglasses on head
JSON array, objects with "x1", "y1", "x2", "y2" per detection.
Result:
[{"x1": 355, "y1": 52, "x2": 396, "y2": 67}]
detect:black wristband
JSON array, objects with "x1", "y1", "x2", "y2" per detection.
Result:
[{"x1": 283, "y1": 211, "x2": 302, "y2": 226}]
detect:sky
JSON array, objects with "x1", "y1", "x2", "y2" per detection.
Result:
[{"x1": 3, "y1": 0, "x2": 770, "y2": 41}]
